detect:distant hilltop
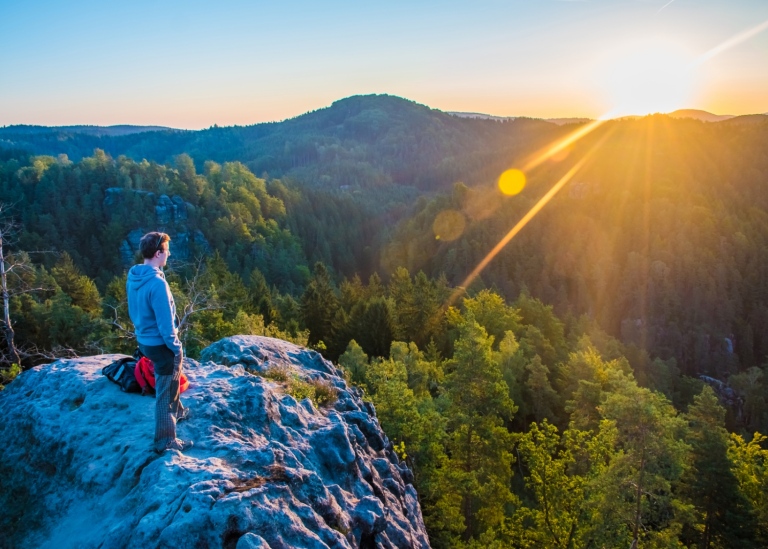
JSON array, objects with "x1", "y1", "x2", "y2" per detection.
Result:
[
  {"x1": 0, "y1": 124, "x2": 179, "y2": 136},
  {"x1": 448, "y1": 111, "x2": 592, "y2": 126},
  {"x1": 447, "y1": 111, "x2": 514, "y2": 121},
  {"x1": 1, "y1": 94, "x2": 765, "y2": 168},
  {"x1": 666, "y1": 109, "x2": 735, "y2": 122},
  {"x1": 666, "y1": 109, "x2": 768, "y2": 124},
  {"x1": 450, "y1": 107, "x2": 768, "y2": 124},
  {"x1": 4, "y1": 99, "x2": 765, "y2": 137}
]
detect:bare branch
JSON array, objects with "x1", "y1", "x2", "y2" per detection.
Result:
[
  {"x1": 17, "y1": 343, "x2": 81, "y2": 363},
  {"x1": 7, "y1": 286, "x2": 46, "y2": 296},
  {"x1": 16, "y1": 249, "x2": 60, "y2": 256},
  {"x1": 0, "y1": 204, "x2": 59, "y2": 367},
  {"x1": 174, "y1": 255, "x2": 224, "y2": 335},
  {"x1": 104, "y1": 302, "x2": 135, "y2": 338}
]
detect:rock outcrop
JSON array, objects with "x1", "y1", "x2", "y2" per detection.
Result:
[
  {"x1": 0, "y1": 336, "x2": 430, "y2": 549},
  {"x1": 103, "y1": 188, "x2": 210, "y2": 265}
]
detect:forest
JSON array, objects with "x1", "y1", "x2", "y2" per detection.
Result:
[{"x1": 1, "y1": 94, "x2": 768, "y2": 547}]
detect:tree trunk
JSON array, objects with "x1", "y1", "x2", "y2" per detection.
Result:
[
  {"x1": 0, "y1": 235, "x2": 21, "y2": 367},
  {"x1": 462, "y1": 425, "x2": 474, "y2": 541},
  {"x1": 632, "y1": 449, "x2": 647, "y2": 548}
]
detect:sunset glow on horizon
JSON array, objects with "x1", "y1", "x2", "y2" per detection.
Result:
[
  {"x1": 595, "y1": 40, "x2": 698, "y2": 118},
  {"x1": 1, "y1": 1, "x2": 766, "y2": 129}
]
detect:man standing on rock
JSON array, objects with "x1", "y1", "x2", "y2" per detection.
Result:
[{"x1": 127, "y1": 231, "x2": 193, "y2": 453}]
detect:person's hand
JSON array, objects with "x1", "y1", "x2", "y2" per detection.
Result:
[{"x1": 174, "y1": 350, "x2": 184, "y2": 370}]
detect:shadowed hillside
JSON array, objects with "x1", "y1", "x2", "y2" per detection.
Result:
[{"x1": 0, "y1": 95, "x2": 565, "y2": 193}]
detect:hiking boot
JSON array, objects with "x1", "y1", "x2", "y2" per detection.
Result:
[
  {"x1": 178, "y1": 439, "x2": 194, "y2": 451},
  {"x1": 177, "y1": 407, "x2": 191, "y2": 423},
  {"x1": 155, "y1": 439, "x2": 194, "y2": 454}
]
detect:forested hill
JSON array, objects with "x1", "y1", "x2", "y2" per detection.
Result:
[
  {"x1": 0, "y1": 125, "x2": 174, "y2": 137},
  {"x1": 4, "y1": 96, "x2": 768, "y2": 547},
  {"x1": 384, "y1": 114, "x2": 768, "y2": 376},
  {"x1": 2, "y1": 98, "x2": 768, "y2": 370},
  {"x1": 0, "y1": 95, "x2": 563, "y2": 192}
]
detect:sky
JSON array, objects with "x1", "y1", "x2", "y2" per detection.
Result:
[{"x1": 1, "y1": 0, "x2": 766, "y2": 129}]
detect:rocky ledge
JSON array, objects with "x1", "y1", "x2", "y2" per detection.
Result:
[{"x1": 0, "y1": 336, "x2": 430, "y2": 549}]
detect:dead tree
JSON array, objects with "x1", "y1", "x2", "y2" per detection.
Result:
[
  {"x1": 0, "y1": 204, "x2": 51, "y2": 369},
  {"x1": 0, "y1": 206, "x2": 22, "y2": 367},
  {"x1": 101, "y1": 255, "x2": 223, "y2": 353}
]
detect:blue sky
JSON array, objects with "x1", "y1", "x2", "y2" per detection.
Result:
[{"x1": 1, "y1": 0, "x2": 766, "y2": 128}]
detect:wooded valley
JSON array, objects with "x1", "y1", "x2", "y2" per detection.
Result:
[{"x1": 1, "y1": 95, "x2": 768, "y2": 547}]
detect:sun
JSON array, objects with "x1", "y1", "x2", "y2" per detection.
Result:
[{"x1": 596, "y1": 40, "x2": 698, "y2": 118}]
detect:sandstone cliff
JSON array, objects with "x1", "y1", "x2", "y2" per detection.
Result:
[{"x1": 0, "y1": 336, "x2": 429, "y2": 549}]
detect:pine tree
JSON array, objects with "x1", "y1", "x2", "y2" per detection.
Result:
[
  {"x1": 387, "y1": 266, "x2": 416, "y2": 341},
  {"x1": 412, "y1": 271, "x2": 442, "y2": 347},
  {"x1": 513, "y1": 420, "x2": 614, "y2": 548},
  {"x1": 525, "y1": 355, "x2": 559, "y2": 423},
  {"x1": 300, "y1": 262, "x2": 339, "y2": 349},
  {"x1": 349, "y1": 296, "x2": 396, "y2": 359},
  {"x1": 249, "y1": 268, "x2": 276, "y2": 325},
  {"x1": 681, "y1": 386, "x2": 757, "y2": 548},
  {"x1": 729, "y1": 432, "x2": 768, "y2": 544},
  {"x1": 462, "y1": 289, "x2": 521, "y2": 350},
  {"x1": 434, "y1": 317, "x2": 518, "y2": 543},
  {"x1": 592, "y1": 377, "x2": 690, "y2": 548},
  {"x1": 338, "y1": 339, "x2": 369, "y2": 386},
  {"x1": 50, "y1": 252, "x2": 102, "y2": 316}
]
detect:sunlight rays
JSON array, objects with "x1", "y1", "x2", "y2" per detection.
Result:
[
  {"x1": 446, "y1": 132, "x2": 613, "y2": 308},
  {"x1": 440, "y1": 118, "x2": 613, "y2": 309},
  {"x1": 523, "y1": 119, "x2": 607, "y2": 172},
  {"x1": 695, "y1": 18, "x2": 768, "y2": 66},
  {"x1": 440, "y1": 16, "x2": 768, "y2": 311}
]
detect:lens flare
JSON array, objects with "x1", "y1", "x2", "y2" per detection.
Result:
[
  {"x1": 523, "y1": 119, "x2": 606, "y2": 172},
  {"x1": 498, "y1": 169, "x2": 526, "y2": 196},
  {"x1": 696, "y1": 18, "x2": 768, "y2": 66},
  {"x1": 465, "y1": 188, "x2": 503, "y2": 221},
  {"x1": 550, "y1": 145, "x2": 572, "y2": 163},
  {"x1": 433, "y1": 210, "x2": 466, "y2": 241},
  {"x1": 444, "y1": 129, "x2": 614, "y2": 309}
]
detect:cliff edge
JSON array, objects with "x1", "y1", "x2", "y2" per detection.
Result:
[{"x1": 0, "y1": 335, "x2": 430, "y2": 549}]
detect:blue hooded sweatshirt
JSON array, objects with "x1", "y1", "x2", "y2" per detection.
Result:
[{"x1": 126, "y1": 264, "x2": 182, "y2": 355}]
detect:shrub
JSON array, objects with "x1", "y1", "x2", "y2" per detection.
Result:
[
  {"x1": 261, "y1": 366, "x2": 338, "y2": 407},
  {"x1": 0, "y1": 363, "x2": 21, "y2": 390}
]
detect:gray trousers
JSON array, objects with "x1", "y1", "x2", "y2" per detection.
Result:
[
  {"x1": 139, "y1": 344, "x2": 184, "y2": 452},
  {"x1": 154, "y1": 366, "x2": 183, "y2": 451}
]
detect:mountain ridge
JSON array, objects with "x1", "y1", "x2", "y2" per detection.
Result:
[
  {"x1": 667, "y1": 109, "x2": 734, "y2": 122},
  {"x1": 0, "y1": 94, "x2": 565, "y2": 192},
  {"x1": 0, "y1": 95, "x2": 765, "y2": 198},
  {"x1": 0, "y1": 124, "x2": 178, "y2": 136},
  {"x1": 3, "y1": 98, "x2": 764, "y2": 137}
]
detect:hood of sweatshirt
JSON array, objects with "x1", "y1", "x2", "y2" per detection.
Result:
[{"x1": 127, "y1": 264, "x2": 165, "y2": 292}]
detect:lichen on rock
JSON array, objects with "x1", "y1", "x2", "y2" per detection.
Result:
[{"x1": 0, "y1": 335, "x2": 430, "y2": 548}]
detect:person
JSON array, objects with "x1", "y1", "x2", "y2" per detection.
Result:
[{"x1": 126, "y1": 231, "x2": 192, "y2": 453}]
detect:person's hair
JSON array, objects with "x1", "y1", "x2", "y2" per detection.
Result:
[{"x1": 139, "y1": 232, "x2": 171, "y2": 259}]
